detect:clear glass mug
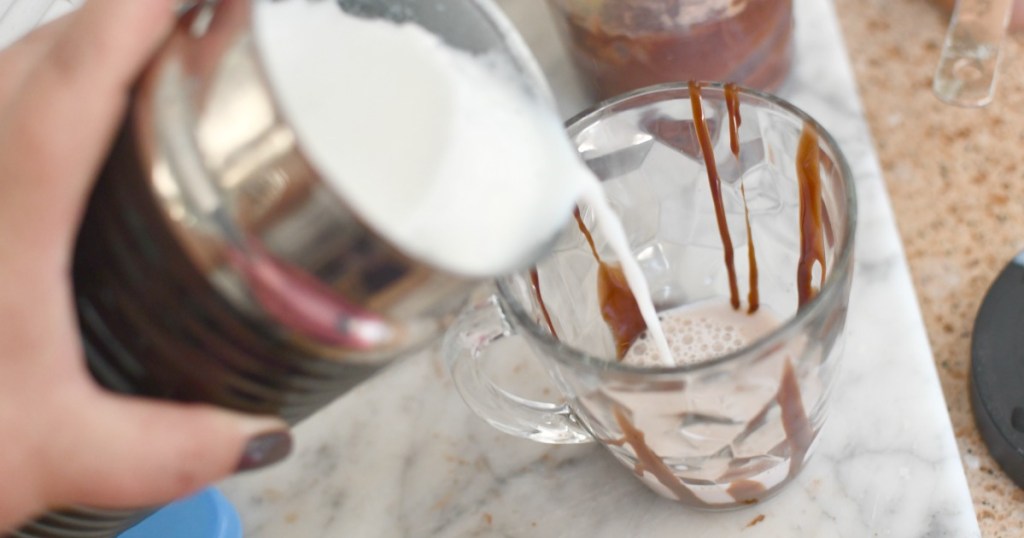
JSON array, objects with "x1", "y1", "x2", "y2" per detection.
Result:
[
  {"x1": 545, "y1": 0, "x2": 795, "y2": 100},
  {"x1": 444, "y1": 83, "x2": 856, "y2": 509}
]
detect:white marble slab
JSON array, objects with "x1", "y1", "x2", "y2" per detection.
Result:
[{"x1": 214, "y1": 0, "x2": 980, "y2": 536}]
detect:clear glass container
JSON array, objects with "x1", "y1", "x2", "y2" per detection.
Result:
[
  {"x1": 445, "y1": 83, "x2": 856, "y2": 508},
  {"x1": 547, "y1": 0, "x2": 794, "y2": 100}
]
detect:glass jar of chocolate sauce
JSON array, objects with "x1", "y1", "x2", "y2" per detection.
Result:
[{"x1": 546, "y1": 0, "x2": 794, "y2": 100}]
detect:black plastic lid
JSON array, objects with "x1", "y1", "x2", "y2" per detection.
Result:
[{"x1": 971, "y1": 252, "x2": 1024, "y2": 488}]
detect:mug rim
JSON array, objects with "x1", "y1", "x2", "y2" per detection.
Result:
[{"x1": 497, "y1": 81, "x2": 858, "y2": 376}]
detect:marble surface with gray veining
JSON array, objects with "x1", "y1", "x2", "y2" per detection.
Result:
[{"x1": 212, "y1": 0, "x2": 981, "y2": 536}]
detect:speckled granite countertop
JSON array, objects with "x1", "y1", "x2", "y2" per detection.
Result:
[{"x1": 835, "y1": 0, "x2": 1024, "y2": 535}]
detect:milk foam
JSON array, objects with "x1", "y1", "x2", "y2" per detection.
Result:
[
  {"x1": 623, "y1": 299, "x2": 782, "y2": 367},
  {"x1": 252, "y1": 1, "x2": 589, "y2": 277},
  {"x1": 253, "y1": 1, "x2": 677, "y2": 365}
]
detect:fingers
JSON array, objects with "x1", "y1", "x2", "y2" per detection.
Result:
[
  {"x1": 0, "y1": 0, "x2": 179, "y2": 258},
  {"x1": 41, "y1": 391, "x2": 291, "y2": 509},
  {"x1": 0, "y1": 17, "x2": 72, "y2": 108},
  {"x1": 30, "y1": 0, "x2": 179, "y2": 101}
]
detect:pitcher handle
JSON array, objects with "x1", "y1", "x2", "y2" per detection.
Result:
[{"x1": 443, "y1": 294, "x2": 594, "y2": 444}]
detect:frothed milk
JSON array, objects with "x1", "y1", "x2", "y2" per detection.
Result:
[
  {"x1": 600, "y1": 299, "x2": 806, "y2": 505},
  {"x1": 623, "y1": 299, "x2": 781, "y2": 367},
  {"x1": 254, "y1": 2, "x2": 580, "y2": 276},
  {"x1": 253, "y1": 1, "x2": 675, "y2": 364}
]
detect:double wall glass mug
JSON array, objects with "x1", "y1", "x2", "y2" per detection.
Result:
[{"x1": 445, "y1": 83, "x2": 856, "y2": 509}]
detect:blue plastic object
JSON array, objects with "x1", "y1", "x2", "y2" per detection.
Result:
[{"x1": 118, "y1": 488, "x2": 242, "y2": 538}]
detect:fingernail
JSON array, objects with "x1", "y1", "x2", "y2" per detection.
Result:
[{"x1": 236, "y1": 430, "x2": 292, "y2": 472}]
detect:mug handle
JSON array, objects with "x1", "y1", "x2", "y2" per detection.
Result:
[{"x1": 443, "y1": 294, "x2": 595, "y2": 444}]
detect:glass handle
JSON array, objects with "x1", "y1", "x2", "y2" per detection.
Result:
[
  {"x1": 443, "y1": 294, "x2": 594, "y2": 444},
  {"x1": 933, "y1": 0, "x2": 1014, "y2": 107}
]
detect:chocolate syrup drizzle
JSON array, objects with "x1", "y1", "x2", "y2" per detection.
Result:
[
  {"x1": 530, "y1": 208, "x2": 648, "y2": 359},
  {"x1": 575, "y1": 209, "x2": 647, "y2": 359},
  {"x1": 777, "y1": 358, "x2": 812, "y2": 478},
  {"x1": 611, "y1": 405, "x2": 703, "y2": 504},
  {"x1": 796, "y1": 123, "x2": 827, "y2": 307},
  {"x1": 727, "y1": 479, "x2": 767, "y2": 505},
  {"x1": 530, "y1": 268, "x2": 558, "y2": 339},
  {"x1": 724, "y1": 83, "x2": 760, "y2": 314},
  {"x1": 724, "y1": 83, "x2": 743, "y2": 156},
  {"x1": 689, "y1": 81, "x2": 741, "y2": 311}
]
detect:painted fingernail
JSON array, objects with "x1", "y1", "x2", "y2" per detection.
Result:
[{"x1": 236, "y1": 430, "x2": 292, "y2": 472}]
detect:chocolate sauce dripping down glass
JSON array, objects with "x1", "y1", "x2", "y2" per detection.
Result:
[
  {"x1": 796, "y1": 124, "x2": 827, "y2": 307},
  {"x1": 724, "y1": 83, "x2": 760, "y2": 314},
  {"x1": 575, "y1": 209, "x2": 647, "y2": 360},
  {"x1": 689, "y1": 81, "x2": 741, "y2": 311}
]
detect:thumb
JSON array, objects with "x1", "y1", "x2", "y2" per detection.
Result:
[{"x1": 43, "y1": 392, "x2": 290, "y2": 510}]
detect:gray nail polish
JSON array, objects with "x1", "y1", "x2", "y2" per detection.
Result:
[{"x1": 237, "y1": 430, "x2": 292, "y2": 472}]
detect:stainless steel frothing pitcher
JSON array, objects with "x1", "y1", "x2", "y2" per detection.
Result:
[{"x1": 12, "y1": 0, "x2": 554, "y2": 536}]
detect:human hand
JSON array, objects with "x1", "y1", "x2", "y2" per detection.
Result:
[{"x1": 0, "y1": 0, "x2": 291, "y2": 530}]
